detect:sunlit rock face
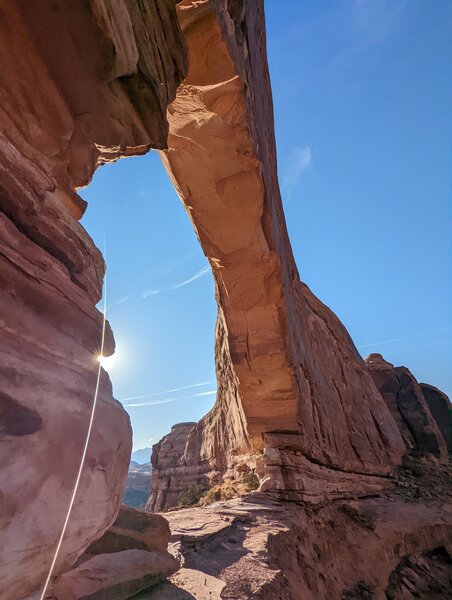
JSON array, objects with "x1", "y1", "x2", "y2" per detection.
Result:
[
  {"x1": 147, "y1": 423, "x2": 197, "y2": 512},
  {"x1": 0, "y1": 1, "x2": 187, "y2": 598},
  {"x1": 148, "y1": 0, "x2": 405, "y2": 510}
]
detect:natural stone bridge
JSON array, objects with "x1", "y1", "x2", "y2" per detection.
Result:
[{"x1": 0, "y1": 1, "x2": 448, "y2": 599}]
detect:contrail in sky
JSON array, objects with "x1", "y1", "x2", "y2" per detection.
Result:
[
  {"x1": 142, "y1": 264, "x2": 210, "y2": 298},
  {"x1": 124, "y1": 390, "x2": 217, "y2": 408},
  {"x1": 358, "y1": 327, "x2": 452, "y2": 349},
  {"x1": 106, "y1": 296, "x2": 130, "y2": 310},
  {"x1": 171, "y1": 265, "x2": 210, "y2": 289},
  {"x1": 125, "y1": 398, "x2": 180, "y2": 408},
  {"x1": 119, "y1": 381, "x2": 214, "y2": 403}
]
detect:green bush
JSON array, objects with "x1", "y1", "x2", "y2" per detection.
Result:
[
  {"x1": 177, "y1": 483, "x2": 206, "y2": 508},
  {"x1": 242, "y1": 471, "x2": 259, "y2": 491}
]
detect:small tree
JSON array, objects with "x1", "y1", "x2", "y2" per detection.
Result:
[
  {"x1": 177, "y1": 483, "x2": 206, "y2": 508},
  {"x1": 242, "y1": 471, "x2": 259, "y2": 491}
]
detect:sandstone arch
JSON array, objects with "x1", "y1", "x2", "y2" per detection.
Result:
[
  {"x1": 148, "y1": 0, "x2": 405, "y2": 510},
  {"x1": 0, "y1": 0, "x2": 407, "y2": 597}
]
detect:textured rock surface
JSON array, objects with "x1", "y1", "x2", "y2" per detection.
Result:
[
  {"x1": 86, "y1": 505, "x2": 171, "y2": 555},
  {"x1": 0, "y1": 1, "x2": 187, "y2": 598},
  {"x1": 143, "y1": 488, "x2": 452, "y2": 600},
  {"x1": 148, "y1": 0, "x2": 404, "y2": 511},
  {"x1": 420, "y1": 383, "x2": 451, "y2": 453},
  {"x1": 148, "y1": 422, "x2": 196, "y2": 511},
  {"x1": 139, "y1": 568, "x2": 225, "y2": 599},
  {"x1": 52, "y1": 549, "x2": 179, "y2": 600},
  {"x1": 365, "y1": 354, "x2": 447, "y2": 459},
  {"x1": 385, "y1": 547, "x2": 452, "y2": 599}
]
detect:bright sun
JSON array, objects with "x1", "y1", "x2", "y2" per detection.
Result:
[{"x1": 97, "y1": 353, "x2": 116, "y2": 371}]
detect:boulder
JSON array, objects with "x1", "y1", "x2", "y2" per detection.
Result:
[
  {"x1": 86, "y1": 505, "x2": 170, "y2": 555},
  {"x1": 52, "y1": 549, "x2": 179, "y2": 600}
]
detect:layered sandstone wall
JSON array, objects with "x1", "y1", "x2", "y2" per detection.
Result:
[{"x1": 0, "y1": 1, "x2": 187, "y2": 598}]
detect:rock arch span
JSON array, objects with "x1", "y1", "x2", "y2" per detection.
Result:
[
  {"x1": 148, "y1": 0, "x2": 405, "y2": 510},
  {"x1": 0, "y1": 0, "x2": 409, "y2": 597}
]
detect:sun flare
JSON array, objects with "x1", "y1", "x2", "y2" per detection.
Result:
[{"x1": 97, "y1": 353, "x2": 116, "y2": 371}]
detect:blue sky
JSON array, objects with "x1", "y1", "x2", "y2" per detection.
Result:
[{"x1": 80, "y1": 0, "x2": 452, "y2": 451}]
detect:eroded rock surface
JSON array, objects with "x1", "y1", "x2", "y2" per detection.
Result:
[
  {"x1": 2, "y1": 0, "x2": 449, "y2": 598},
  {"x1": 420, "y1": 383, "x2": 451, "y2": 453},
  {"x1": 86, "y1": 505, "x2": 171, "y2": 555},
  {"x1": 365, "y1": 354, "x2": 447, "y2": 459},
  {"x1": 147, "y1": 422, "x2": 197, "y2": 511},
  {"x1": 52, "y1": 549, "x2": 179, "y2": 600},
  {"x1": 385, "y1": 546, "x2": 452, "y2": 599},
  {"x1": 143, "y1": 487, "x2": 452, "y2": 600},
  {"x1": 0, "y1": 1, "x2": 187, "y2": 597}
]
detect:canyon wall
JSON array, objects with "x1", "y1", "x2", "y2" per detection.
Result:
[
  {"x1": 1, "y1": 0, "x2": 447, "y2": 597},
  {"x1": 0, "y1": 1, "x2": 187, "y2": 598},
  {"x1": 148, "y1": 0, "x2": 405, "y2": 510}
]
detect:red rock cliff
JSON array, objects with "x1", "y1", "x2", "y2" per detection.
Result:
[{"x1": 0, "y1": 1, "x2": 187, "y2": 598}]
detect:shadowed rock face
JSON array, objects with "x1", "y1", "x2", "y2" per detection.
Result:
[
  {"x1": 420, "y1": 383, "x2": 451, "y2": 453},
  {"x1": 148, "y1": 0, "x2": 404, "y2": 510},
  {"x1": 365, "y1": 354, "x2": 447, "y2": 459},
  {"x1": 0, "y1": 1, "x2": 187, "y2": 598}
]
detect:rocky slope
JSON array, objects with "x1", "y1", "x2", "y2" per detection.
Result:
[
  {"x1": 142, "y1": 474, "x2": 452, "y2": 600},
  {"x1": 145, "y1": 352, "x2": 451, "y2": 597}
]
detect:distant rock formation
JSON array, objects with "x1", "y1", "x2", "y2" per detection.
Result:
[
  {"x1": 147, "y1": 423, "x2": 196, "y2": 512},
  {"x1": 420, "y1": 383, "x2": 452, "y2": 453},
  {"x1": 365, "y1": 354, "x2": 448, "y2": 459},
  {"x1": 124, "y1": 462, "x2": 153, "y2": 509}
]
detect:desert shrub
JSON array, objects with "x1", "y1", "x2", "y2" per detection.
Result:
[
  {"x1": 242, "y1": 471, "x2": 259, "y2": 491},
  {"x1": 200, "y1": 487, "x2": 222, "y2": 505},
  {"x1": 177, "y1": 483, "x2": 206, "y2": 508},
  {"x1": 199, "y1": 480, "x2": 237, "y2": 505}
]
